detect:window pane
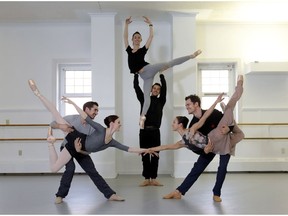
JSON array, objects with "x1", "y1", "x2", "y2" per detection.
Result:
[
  {"x1": 202, "y1": 96, "x2": 229, "y2": 111},
  {"x1": 202, "y1": 70, "x2": 229, "y2": 93},
  {"x1": 63, "y1": 97, "x2": 92, "y2": 115},
  {"x1": 199, "y1": 64, "x2": 235, "y2": 112},
  {"x1": 65, "y1": 70, "x2": 91, "y2": 94},
  {"x1": 59, "y1": 63, "x2": 92, "y2": 116}
]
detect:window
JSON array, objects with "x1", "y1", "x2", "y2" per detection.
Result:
[
  {"x1": 198, "y1": 63, "x2": 236, "y2": 117},
  {"x1": 58, "y1": 63, "x2": 92, "y2": 116}
]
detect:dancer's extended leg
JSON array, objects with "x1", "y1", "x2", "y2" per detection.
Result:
[
  {"x1": 138, "y1": 50, "x2": 202, "y2": 127},
  {"x1": 217, "y1": 75, "x2": 243, "y2": 127},
  {"x1": 47, "y1": 126, "x2": 72, "y2": 172},
  {"x1": 28, "y1": 79, "x2": 69, "y2": 125}
]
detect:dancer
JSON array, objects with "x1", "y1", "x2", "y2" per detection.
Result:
[
  {"x1": 134, "y1": 72, "x2": 166, "y2": 186},
  {"x1": 124, "y1": 16, "x2": 202, "y2": 128},
  {"x1": 51, "y1": 100, "x2": 99, "y2": 204},
  {"x1": 147, "y1": 75, "x2": 244, "y2": 201},
  {"x1": 28, "y1": 79, "x2": 154, "y2": 201}
]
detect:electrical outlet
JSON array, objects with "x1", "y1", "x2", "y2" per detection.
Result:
[
  {"x1": 281, "y1": 148, "x2": 285, "y2": 154},
  {"x1": 18, "y1": 150, "x2": 22, "y2": 156},
  {"x1": 5, "y1": 119, "x2": 10, "y2": 124}
]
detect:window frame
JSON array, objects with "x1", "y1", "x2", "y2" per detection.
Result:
[
  {"x1": 58, "y1": 63, "x2": 92, "y2": 116},
  {"x1": 197, "y1": 62, "x2": 237, "y2": 119}
]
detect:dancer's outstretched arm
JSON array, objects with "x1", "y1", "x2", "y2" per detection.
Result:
[
  {"x1": 143, "y1": 16, "x2": 154, "y2": 49},
  {"x1": 61, "y1": 96, "x2": 88, "y2": 120},
  {"x1": 123, "y1": 16, "x2": 132, "y2": 49},
  {"x1": 28, "y1": 80, "x2": 69, "y2": 126},
  {"x1": 190, "y1": 93, "x2": 224, "y2": 135},
  {"x1": 146, "y1": 141, "x2": 186, "y2": 154}
]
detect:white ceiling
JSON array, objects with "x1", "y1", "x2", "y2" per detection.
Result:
[{"x1": 1, "y1": 1, "x2": 288, "y2": 23}]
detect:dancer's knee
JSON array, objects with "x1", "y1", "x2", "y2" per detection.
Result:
[{"x1": 50, "y1": 166, "x2": 60, "y2": 173}]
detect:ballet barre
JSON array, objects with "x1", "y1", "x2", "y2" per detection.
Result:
[
  {"x1": 0, "y1": 138, "x2": 63, "y2": 141},
  {"x1": 0, "y1": 124, "x2": 49, "y2": 127},
  {"x1": 0, "y1": 123, "x2": 62, "y2": 141},
  {"x1": 0, "y1": 123, "x2": 288, "y2": 141}
]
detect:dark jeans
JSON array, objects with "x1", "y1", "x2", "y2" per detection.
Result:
[
  {"x1": 55, "y1": 146, "x2": 75, "y2": 198},
  {"x1": 56, "y1": 147, "x2": 116, "y2": 199},
  {"x1": 139, "y1": 128, "x2": 160, "y2": 179},
  {"x1": 177, "y1": 153, "x2": 231, "y2": 197}
]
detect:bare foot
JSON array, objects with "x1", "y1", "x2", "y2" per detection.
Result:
[
  {"x1": 139, "y1": 179, "x2": 150, "y2": 187},
  {"x1": 108, "y1": 194, "x2": 125, "y2": 201},
  {"x1": 150, "y1": 179, "x2": 163, "y2": 186},
  {"x1": 163, "y1": 190, "x2": 182, "y2": 199}
]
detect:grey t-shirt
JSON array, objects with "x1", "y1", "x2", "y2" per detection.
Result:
[
  {"x1": 84, "y1": 117, "x2": 129, "y2": 153},
  {"x1": 51, "y1": 115, "x2": 95, "y2": 147}
]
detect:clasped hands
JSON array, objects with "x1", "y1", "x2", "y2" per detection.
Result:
[{"x1": 143, "y1": 149, "x2": 159, "y2": 157}]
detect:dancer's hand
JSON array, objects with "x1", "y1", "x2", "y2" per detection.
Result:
[
  {"x1": 61, "y1": 96, "x2": 74, "y2": 105},
  {"x1": 216, "y1": 93, "x2": 225, "y2": 104},
  {"x1": 125, "y1": 16, "x2": 132, "y2": 25},
  {"x1": 220, "y1": 125, "x2": 230, "y2": 135},
  {"x1": 74, "y1": 137, "x2": 82, "y2": 152},
  {"x1": 143, "y1": 16, "x2": 152, "y2": 25},
  {"x1": 204, "y1": 138, "x2": 214, "y2": 154},
  {"x1": 143, "y1": 148, "x2": 159, "y2": 157}
]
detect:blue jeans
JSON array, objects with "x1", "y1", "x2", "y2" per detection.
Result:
[
  {"x1": 56, "y1": 146, "x2": 115, "y2": 199},
  {"x1": 177, "y1": 153, "x2": 231, "y2": 197}
]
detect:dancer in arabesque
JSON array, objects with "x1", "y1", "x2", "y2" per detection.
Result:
[
  {"x1": 124, "y1": 16, "x2": 202, "y2": 128},
  {"x1": 146, "y1": 75, "x2": 244, "y2": 201},
  {"x1": 28, "y1": 79, "x2": 155, "y2": 201},
  {"x1": 148, "y1": 75, "x2": 244, "y2": 156}
]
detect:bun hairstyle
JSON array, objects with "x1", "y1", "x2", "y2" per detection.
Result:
[
  {"x1": 104, "y1": 115, "x2": 119, "y2": 128},
  {"x1": 176, "y1": 116, "x2": 189, "y2": 129}
]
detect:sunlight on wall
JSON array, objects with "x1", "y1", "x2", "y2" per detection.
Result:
[{"x1": 234, "y1": 2, "x2": 288, "y2": 22}]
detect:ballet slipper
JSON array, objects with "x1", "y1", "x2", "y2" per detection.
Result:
[
  {"x1": 139, "y1": 115, "x2": 146, "y2": 129},
  {"x1": 191, "y1": 49, "x2": 202, "y2": 58},
  {"x1": 163, "y1": 190, "x2": 182, "y2": 199},
  {"x1": 237, "y1": 75, "x2": 244, "y2": 86},
  {"x1": 47, "y1": 127, "x2": 56, "y2": 144},
  {"x1": 220, "y1": 102, "x2": 226, "y2": 112},
  {"x1": 28, "y1": 79, "x2": 41, "y2": 97}
]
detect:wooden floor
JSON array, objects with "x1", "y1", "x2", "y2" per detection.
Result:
[{"x1": 0, "y1": 173, "x2": 287, "y2": 215}]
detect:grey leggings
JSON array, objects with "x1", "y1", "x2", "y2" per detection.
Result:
[{"x1": 139, "y1": 55, "x2": 191, "y2": 115}]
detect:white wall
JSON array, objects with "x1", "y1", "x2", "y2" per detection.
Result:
[
  {"x1": 0, "y1": 23, "x2": 91, "y2": 172},
  {"x1": 196, "y1": 22, "x2": 288, "y2": 173},
  {"x1": 1, "y1": 17, "x2": 288, "y2": 175}
]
